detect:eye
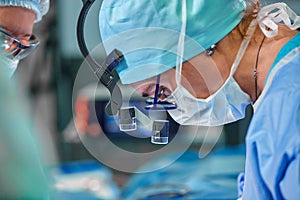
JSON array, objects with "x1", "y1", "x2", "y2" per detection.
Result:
[{"x1": 158, "y1": 86, "x2": 172, "y2": 100}]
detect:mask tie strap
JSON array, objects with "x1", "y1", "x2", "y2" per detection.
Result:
[
  {"x1": 257, "y1": 3, "x2": 300, "y2": 38},
  {"x1": 230, "y1": 19, "x2": 258, "y2": 76},
  {"x1": 175, "y1": 0, "x2": 187, "y2": 86}
]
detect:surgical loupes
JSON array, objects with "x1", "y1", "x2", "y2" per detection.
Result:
[
  {"x1": 119, "y1": 106, "x2": 170, "y2": 144},
  {"x1": 76, "y1": 0, "x2": 175, "y2": 144}
]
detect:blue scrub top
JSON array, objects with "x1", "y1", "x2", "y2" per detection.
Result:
[{"x1": 240, "y1": 32, "x2": 300, "y2": 200}]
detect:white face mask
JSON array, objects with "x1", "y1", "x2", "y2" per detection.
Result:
[
  {"x1": 0, "y1": 54, "x2": 19, "y2": 78},
  {"x1": 167, "y1": 79, "x2": 251, "y2": 126},
  {"x1": 166, "y1": 0, "x2": 257, "y2": 126}
]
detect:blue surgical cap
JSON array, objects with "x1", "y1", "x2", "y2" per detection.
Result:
[
  {"x1": 0, "y1": 0, "x2": 50, "y2": 22},
  {"x1": 99, "y1": 0, "x2": 246, "y2": 84}
]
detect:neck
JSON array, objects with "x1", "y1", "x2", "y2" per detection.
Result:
[
  {"x1": 233, "y1": 29, "x2": 269, "y2": 102},
  {"x1": 216, "y1": 26, "x2": 267, "y2": 101},
  {"x1": 237, "y1": 25, "x2": 298, "y2": 102},
  {"x1": 253, "y1": 35, "x2": 266, "y2": 102}
]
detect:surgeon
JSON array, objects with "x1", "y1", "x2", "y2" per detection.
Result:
[
  {"x1": 0, "y1": 0, "x2": 50, "y2": 199},
  {"x1": 98, "y1": 0, "x2": 300, "y2": 199}
]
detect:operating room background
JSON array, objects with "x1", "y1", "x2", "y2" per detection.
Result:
[{"x1": 14, "y1": 0, "x2": 300, "y2": 186}]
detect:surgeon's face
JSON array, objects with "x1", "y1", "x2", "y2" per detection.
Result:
[
  {"x1": 0, "y1": 6, "x2": 36, "y2": 41},
  {"x1": 131, "y1": 51, "x2": 230, "y2": 100}
]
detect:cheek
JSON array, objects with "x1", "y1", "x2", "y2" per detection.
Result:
[
  {"x1": 130, "y1": 80, "x2": 156, "y2": 96},
  {"x1": 213, "y1": 56, "x2": 231, "y2": 82},
  {"x1": 159, "y1": 68, "x2": 177, "y2": 92},
  {"x1": 180, "y1": 55, "x2": 230, "y2": 98}
]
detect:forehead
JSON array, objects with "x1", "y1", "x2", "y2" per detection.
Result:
[{"x1": 0, "y1": 6, "x2": 36, "y2": 37}]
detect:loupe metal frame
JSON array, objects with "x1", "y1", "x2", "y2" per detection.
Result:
[
  {"x1": 76, "y1": 0, "x2": 123, "y2": 116},
  {"x1": 76, "y1": 0, "x2": 172, "y2": 144}
]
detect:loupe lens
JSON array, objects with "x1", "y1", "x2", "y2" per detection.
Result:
[
  {"x1": 119, "y1": 107, "x2": 137, "y2": 131},
  {"x1": 151, "y1": 120, "x2": 169, "y2": 144}
]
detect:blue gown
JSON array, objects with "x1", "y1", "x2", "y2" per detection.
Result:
[{"x1": 240, "y1": 31, "x2": 300, "y2": 199}]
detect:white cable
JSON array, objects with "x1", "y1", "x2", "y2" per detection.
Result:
[{"x1": 175, "y1": 0, "x2": 187, "y2": 85}]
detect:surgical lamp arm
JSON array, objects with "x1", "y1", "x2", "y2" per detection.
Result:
[{"x1": 76, "y1": 0, "x2": 123, "y2": 115}]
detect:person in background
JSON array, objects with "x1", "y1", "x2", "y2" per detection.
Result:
[
  {"x1": 0, "y1": 0, "x2": 50, "y2": 199},
  {"x1": 98, "y1": 0, "x2": 299, "y2": 199}
]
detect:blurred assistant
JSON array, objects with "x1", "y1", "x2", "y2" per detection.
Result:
[
  {"x1": 0, "y1": 0, "x2": 50, "y2": 199},
  {"x1": 99, "y1": 0, "x2": 300, "y2": 199},
  {"x1": 0, "y1": 0, "x2": 49, "y2": 77}
]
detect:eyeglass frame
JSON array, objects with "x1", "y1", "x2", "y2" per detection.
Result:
[{"x1": 0, "y1": 26, "x2": 39, "y2": 60}]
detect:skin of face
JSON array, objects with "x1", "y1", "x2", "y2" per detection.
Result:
[
  {"x1": 131, "y1": 23, "x2": 298, "y2": 102},
  {"x1": 131, "y1": 50, "x2": 231, "y2": 100},
  {"x1": 130, "y1": 31, "x2": 237, "y2": 100},
  {"x1": 0, "y1": 6, "x2": 36, "y2": 40}
]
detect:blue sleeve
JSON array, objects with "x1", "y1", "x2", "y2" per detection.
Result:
[
  {"x1": 243, "y1": 59, "x2": 300, "y2": 199},
  {"x1": 279, "y1": 153, "x2": 300, "y2": 200}
]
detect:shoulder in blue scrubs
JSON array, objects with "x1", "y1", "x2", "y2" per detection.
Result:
[{"x1": 240, "y1": 31, "x2": 300, "y2": 200}]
